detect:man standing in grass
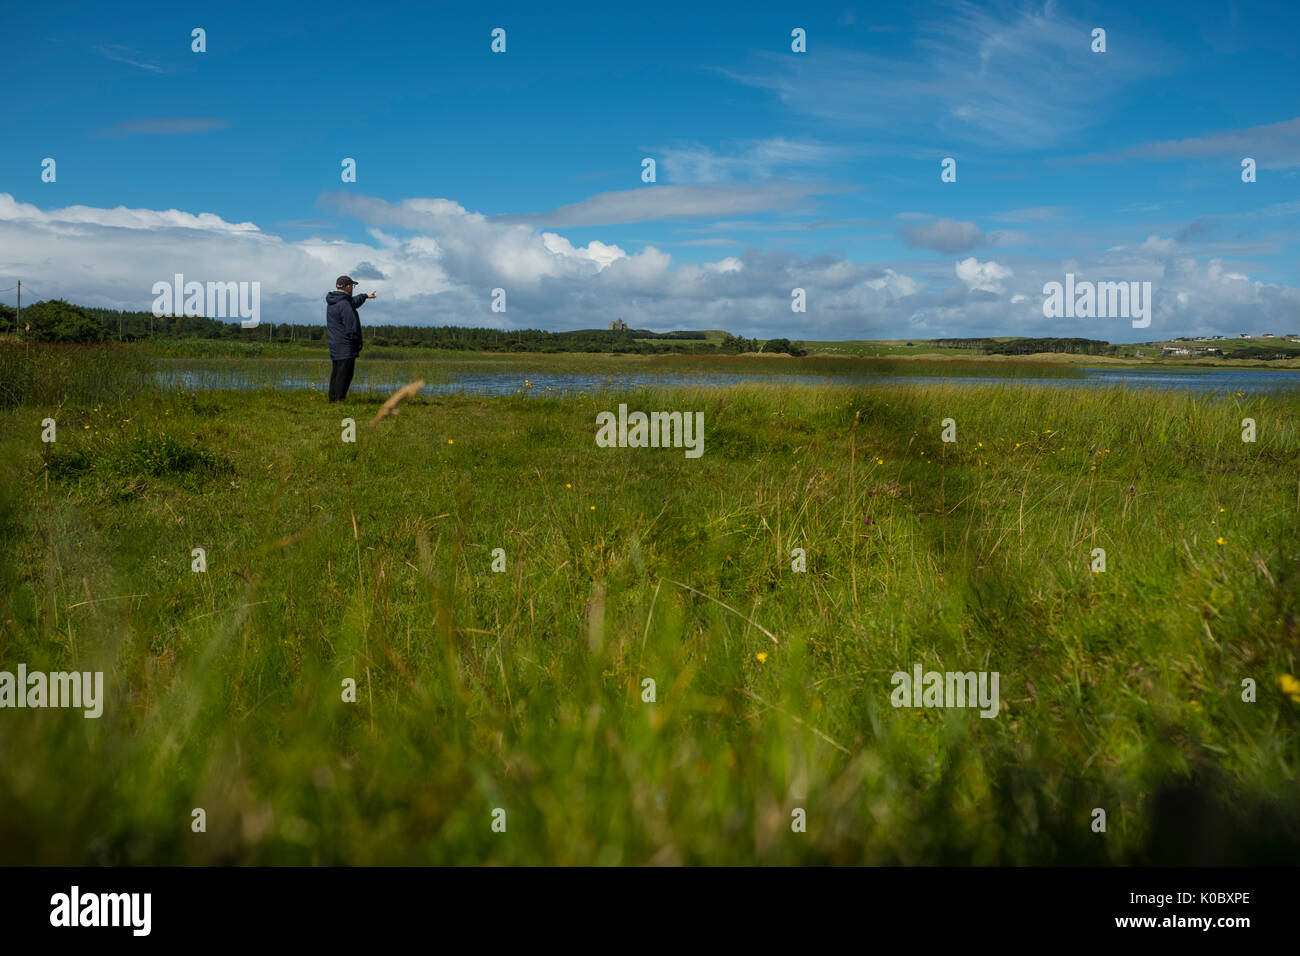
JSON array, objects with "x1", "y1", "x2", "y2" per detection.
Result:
[{"x1": 325, "y1": 275, "x2": 376, "y2": 402}]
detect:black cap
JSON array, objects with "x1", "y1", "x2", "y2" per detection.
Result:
[{"x1": 336, "y1": 275, "x2": 357, "y2": 289}]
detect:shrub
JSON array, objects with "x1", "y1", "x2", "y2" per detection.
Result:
[{"x1": 18, "y1": 300, "x2": 110, "y2": 343}]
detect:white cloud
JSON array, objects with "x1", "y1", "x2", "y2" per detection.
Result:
[
  {"x1": 1140, "y1": 235, "x2": 1177, "y2": 254},
  {"x1": 541, "y1": 233, "x2": 626, "y2": 270},
  {"x1": 2, "y1": 192, "x2": 1298, "y2": 342},
  {"x1": 0, "y1": 193, "x2": 258, "y2": 234},
  {"x1": 955, "y1": 257, "x2": 1012, "y2": 293},
  {"x1": 704, "y1": 257, "x2": 744, "y2": 273},
  {"x1": 863, "y1": 268, "x2": 918, "y2": 295}
]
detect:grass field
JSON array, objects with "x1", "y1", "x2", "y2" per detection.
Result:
[{"x1": 2, "y1": 343, "x2": 1299, "y2": 864}]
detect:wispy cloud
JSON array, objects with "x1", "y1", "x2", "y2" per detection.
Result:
[
  {"x1": 901, "y1": 217, "x2": 987, "y2": 253},
  {"x1": 722, "y1": 1, "x2": 1166, "y2": 148},
  {"x1": 275, "y1": 219, "x2": 335, "y2": 230},
  {"x1": 684, "y1": 217, "x2": 882, "y2": 233},
  {"x1": 94, "y1": 44, "x2": 167, "y2": 74},
  {"x1": 1079, "y1": 117, "x2": 1300, "y2": 169},
  {"x1": 96, "y1": 117, "x2": 229, "y2": 137},
  {"x1": 991, "y1": 206, "x2": 1066, "y2": 222},
  {"x1": 656, "y1": 138, "x2": 849, "y2": 183},
  {"x1": 487, "y1": 182, "x2": 855, "y2": 227},
  {"x1": 665, "y1": 238, "x2": 745, "y2": 247}
]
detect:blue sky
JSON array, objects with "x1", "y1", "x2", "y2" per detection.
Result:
[{"x1": 2, "y1": 0, "x2": 1298, "y2": 340}]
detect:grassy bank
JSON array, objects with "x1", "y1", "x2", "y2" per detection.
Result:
[{"x1": 1, "y1": 350, "x2": 1298, "y2": 864}]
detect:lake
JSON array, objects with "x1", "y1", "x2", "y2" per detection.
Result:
[{"x1": 154, "y1": 360, "x2": 1300, "y2": 396}]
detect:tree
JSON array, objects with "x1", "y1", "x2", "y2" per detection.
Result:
[
  {"x1": 719, "y1": 332, "x2": 759, "y2": 353},
  {"x1": 19, "y1": 299, "x2": 109, "y2": 343},
  {"x1": 762, "y1": 337, "x2": 806, "y2": 356}
]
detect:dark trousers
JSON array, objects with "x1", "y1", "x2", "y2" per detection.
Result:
[{"x1": 328, "y1": 357, "x2": 356, "y2": 402}]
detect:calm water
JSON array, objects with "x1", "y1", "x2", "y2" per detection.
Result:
[{"x1": 155, "y1": 363, "x2": 1300, "y2": 396}]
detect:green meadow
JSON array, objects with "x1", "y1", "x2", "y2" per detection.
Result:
[{"x1": 1, "y1": 342, "x2": 1299, "y2": 864}]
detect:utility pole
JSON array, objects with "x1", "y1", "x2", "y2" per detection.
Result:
[{"x1": 15, "y1": 280, "x2": 19, "y2": 334}]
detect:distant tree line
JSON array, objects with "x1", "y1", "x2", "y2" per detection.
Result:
[
  {"x1": 981, "y1": 337, "x2": 1113, "y2": 356},
  {"x1": 33, "y1": 301, "x2": 1285, "y2": 363},
  {"x1": 932, "y1": 337, "x2": 1115, "y2": 355},
  {"x1": 8, "y1": 300, "x2": 813, "y2": 355}
]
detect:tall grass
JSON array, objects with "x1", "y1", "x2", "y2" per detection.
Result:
[
  {"x1": 0, "y1": 342, "x2": 155, "y2": 409},
  {"x1": 1, "y1": 377, "x2": 1297, "y2": 864}
]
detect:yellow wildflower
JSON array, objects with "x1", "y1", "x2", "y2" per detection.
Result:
[{"x1": 1280, "y1": 675, "x2": 1300, "y2": 702}]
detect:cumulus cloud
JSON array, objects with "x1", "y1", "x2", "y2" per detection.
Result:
[
  {"x1": 1140, "y1": 235, "x2": 1178, "y2": 254},
  {"x1": 2, "y1": 191, "x2": 1298, "y2": 342},
  {"x1": 704, "y1": 257, "x2": 744, "y2": 273},
  {"x1": 954, "y1": 257, "x2": 1012, "y2": 293}
]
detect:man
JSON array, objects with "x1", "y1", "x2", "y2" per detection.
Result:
[{"x1": 325, "y1": 276, "x2": 376, "y2": 402}]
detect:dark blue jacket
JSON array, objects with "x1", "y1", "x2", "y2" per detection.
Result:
[{"x1": 325, "y1": 291, "x2": 367, "y2": 360}]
